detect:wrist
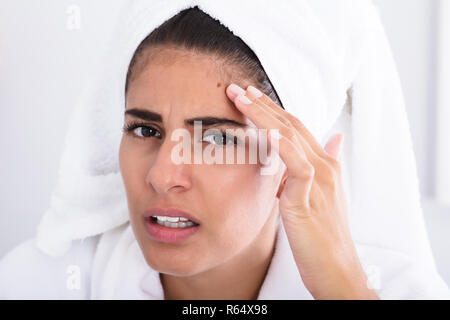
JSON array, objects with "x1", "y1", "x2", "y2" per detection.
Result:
[{"x1": 310, "y1": 261, "x2": 380, "y2": 300}]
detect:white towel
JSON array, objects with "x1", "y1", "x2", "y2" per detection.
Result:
[{"x1": 4, "y1": 0, "x2": 446, "y2": 298}]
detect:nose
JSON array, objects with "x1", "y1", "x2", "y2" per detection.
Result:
[{"x1": 146, "y1": 137, "x2": 192, "y2": 194}]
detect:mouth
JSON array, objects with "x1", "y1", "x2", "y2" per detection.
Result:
[
  {"x1": 148, "y1": 215, "x2": 200, "y2": 228},
  {"x1": 143, "y1": 207, "x2": 201, "y2": 225},
  {"x1": 143, "y1": 207, "x2": 201, "y2": 243}
]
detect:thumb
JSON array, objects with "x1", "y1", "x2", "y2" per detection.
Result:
[{"x1": 324, "y1": 133, "x2": 344, "y2": 160}]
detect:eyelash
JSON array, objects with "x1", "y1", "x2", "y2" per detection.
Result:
[
  {"x1": 123, "y1": 120, "x2": 162, "y2": 139},
  {"x1": 202, "y1": 131, "x2": 239, "y2": 146},
  {"x1": 122, "y1": 121, "x2": 239, "y2": 145}
]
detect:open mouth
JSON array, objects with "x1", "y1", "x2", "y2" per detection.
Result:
[
  {"x1": 148, "y1": 216, "x2": 200, "y2": 229},
  {"x1": 145, "y1": 216, "x2": 200, "y2": 243}
]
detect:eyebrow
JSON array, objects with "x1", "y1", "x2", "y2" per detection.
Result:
[
  {"x1": 125, "y1": 108, "x2": 162, "y2": 122},
  {"x1": 185, "y1": 117, "x2": 248, "y2": 128},
  {"x1": 125, "y1": 108, "x2": 248, "y2": 128}
]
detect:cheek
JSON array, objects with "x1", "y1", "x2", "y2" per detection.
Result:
[
  {"x1": 199, "y1": 164, "x2": 277, "y2": 244},
  {"x1": 119, "y1": 140, "x2": 137, "y2": 189},
  {"x1": 119, "y1": 138, "x2": 152, "y2": 203}
]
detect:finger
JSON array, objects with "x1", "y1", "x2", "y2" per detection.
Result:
[
  {"x1": 226, "y1": 83, "x2": 246, "y2": 101},
  {"x1": 227, "y1": 84, "x2": 332, "y2": 185},
  {"x1": 237, "y1": 85, "x2": 342, "y2": 212},
  {"x1": 244, "y1": 85, "x2": 334, "y2": 161},
  {"x1": 245, "y1": 86, "x2": 294, "y2": 131},
  {"x1": 227, "y1": 84, "x2": 293, "y2": 133},
  {"x1": 324, "y1": 133, "x2": 344, "y2": 160},
  {"x1": 232, "y1": 93, "x2": 314, "y2": 182},
  {"x1": 242, "y1": 86, "x2": 340, "y2": 184},
  {"x1": 229, "y1": 85, "x2": 332, "y2": 212},
  {"x1": 274, "y1": 131, "x2": 316, "y2": 210},
  {"x1": 244, "y1": 86, "x2": 327, "y2": 172}
]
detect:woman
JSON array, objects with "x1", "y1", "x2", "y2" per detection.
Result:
[
  {"x1": 1, "y1": 1, "x2": 449, "y2": 299},
  {"x1": 121, "y1": 7, "x2": 373, "y2": 299}
]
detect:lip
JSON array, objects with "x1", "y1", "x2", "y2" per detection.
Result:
[
  {"x1": 144, "y1": 218, "x2": 200, "y2": 243},
  {"x1": 143, "y1": 207, "x2": 201, "y2": 244},
  {"x1": 143, "y1": 207, "x2": 200, "y2": 224}
]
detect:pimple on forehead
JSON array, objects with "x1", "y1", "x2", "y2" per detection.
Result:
[{"x1": 217, "y1": 82, "x2": 222, "y2": 88}]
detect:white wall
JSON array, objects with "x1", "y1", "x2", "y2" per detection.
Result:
[
  {"x1": 0, "y1": 0, "x2": 122, "y2": 258},
  {"x1": 1, "y1": 0, "x2": 449, "y2": 286}
]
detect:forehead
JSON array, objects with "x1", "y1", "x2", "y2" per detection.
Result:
[{"x1": 125, "y1": 47, "x2": 251, "y2": 122}]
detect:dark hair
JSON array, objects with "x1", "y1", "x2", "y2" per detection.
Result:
[{"x1": 125, "y1": 6, "x2": 284, "y2": 109}]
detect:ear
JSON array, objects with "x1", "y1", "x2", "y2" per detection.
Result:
[{"x1": 276, "y1": 169, "x2": 288, "y2": 198}]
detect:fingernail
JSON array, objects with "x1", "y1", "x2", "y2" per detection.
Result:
[
  {"x1": 237, "y1": 94, "x2": 252, "y2": 105},
  {"x1": 228, "y1": 83, "x2": 246, "y2": 98},
  {"x1": 247, "y1": 85, "x2": 262, "y2": 98}
]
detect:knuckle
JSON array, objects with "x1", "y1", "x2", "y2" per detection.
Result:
[
  {"x1": 320, "y1": 153, "x2": 342, "y2": 172},
  {"x1": 327, "y1": 157, "x2": 342, "y2": 173},
  {"x1": 303, "y1": 162, "x2": 315, "y2": 179},
  {"x1": 280, "y1": 203, "x2": 312, "y2": 220},
  {"x1": 280, "y1": 127, "x2": 296, "y2": 141},
  {"x1": 276, "y1": 114, "x2": 293, "y2": 129},
  {"x1": 319, "y1": 160, "x2": 337, "y2": 181},
  {"x1": 324, "y1": 180, "x2": 338, "y2": 194},
  {"x1": 291, "y1": 116, "x2": 306, "y2": 130}
]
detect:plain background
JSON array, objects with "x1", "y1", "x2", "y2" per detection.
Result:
[{"x1": 1, "y1": 0, "x2": 449, "y2": 285}]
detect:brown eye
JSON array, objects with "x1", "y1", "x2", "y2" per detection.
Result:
[{"x1": 133, "y1": 126, "x2": 161, "y2": 138}]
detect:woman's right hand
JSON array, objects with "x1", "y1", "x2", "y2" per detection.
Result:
[{"x1": 227, "y1": 83, "x2": 379, "y2": 299}]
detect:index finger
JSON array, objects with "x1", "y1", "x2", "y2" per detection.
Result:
[{"x1": 244, "y1": 85, "x2": 333, "y2": 161}]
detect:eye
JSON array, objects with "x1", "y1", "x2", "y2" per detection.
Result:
[
  {"x1": 202, "y1": 131, "x2": 237, "y2": 146},
  {"x1": 134, "y1": 126, "x2": 161, "y2": 138},
  {"x1": 123, "y1": 122, "x2": 162, "y2": 139}
]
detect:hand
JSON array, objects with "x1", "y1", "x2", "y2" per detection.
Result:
[{"x1": 226, "y1": 83, "x2": 379, "y2": 300}]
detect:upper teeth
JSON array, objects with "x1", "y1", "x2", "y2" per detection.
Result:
[{"x1": 152, "y1": 216, "x2": 190, "y2": 222}]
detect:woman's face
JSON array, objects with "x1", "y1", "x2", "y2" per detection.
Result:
[{"x1": 119, "y1": 46, "x2": 284, "y2": 276}]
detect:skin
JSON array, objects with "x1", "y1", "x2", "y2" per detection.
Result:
[
  {"x1": 120, "y1": 47, "x2": 283, "y2": 300},
  {"x1": 230, "y1": 86, "x2": 380, "y2": 299},
  {"x1": 119, "y1": 46, "x2": 379, "y2": 300}
]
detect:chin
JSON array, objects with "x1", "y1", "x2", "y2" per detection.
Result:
[
  {"x1": 149, "y1": 261, "x2": 203, "y2": 277},
  {"x1": 141, "y1": 248, "x2": 204, "y2": 276}
]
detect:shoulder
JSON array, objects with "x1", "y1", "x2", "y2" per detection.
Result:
[{"x1": 0, "y1": 236, "x2": 100, "y2": 299}]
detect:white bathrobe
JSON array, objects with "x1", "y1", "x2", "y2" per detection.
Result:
[
  {"x1": 2, "y1": 216, "x2": 449, "y2": 299},
  {"x1": 1, "y1": 0, "x2": 450, "y2": 299}
]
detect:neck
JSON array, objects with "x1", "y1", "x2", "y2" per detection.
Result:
[{"x1": 160, "y1": 207, "x2": 280, "y2": 300}]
